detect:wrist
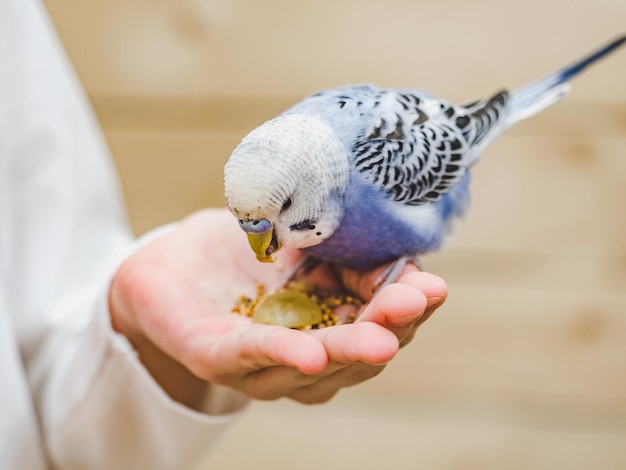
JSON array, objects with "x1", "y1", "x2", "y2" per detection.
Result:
[{"x1": 108, "y1": 270, "x2": 211, "y2": 410}]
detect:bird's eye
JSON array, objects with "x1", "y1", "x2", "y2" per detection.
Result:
[{"x1": 281, "y1": 197, "x2": 292, "y2": 212}]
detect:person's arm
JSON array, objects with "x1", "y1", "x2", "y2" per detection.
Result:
[{"x1": 2, "y1": 2, "x2": 249, "y2": 468}]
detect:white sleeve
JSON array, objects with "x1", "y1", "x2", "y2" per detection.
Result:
[
  {"x1": 33, "y1": 283, "x2": 248, "y2": 470},
  {"x1": 0, "y1": 1, "x2": 247, "y2": 468}
]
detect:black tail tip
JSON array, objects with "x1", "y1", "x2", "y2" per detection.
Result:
[
  {"x1": 560, "y1": 34, "x2": 626, "y2": 82},
  {"x1": 586, "y1": 34, "x2": 626, "y2": 62},
  {"x1": 606, "y1": 34, "x2": 626, "y2": 52}
]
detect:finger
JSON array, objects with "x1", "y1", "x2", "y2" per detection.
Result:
[
  {"x1": 234, "y1": 325, "x2": 390, "y2": 400},
  {"x1": 308, "y1": 321, "x2": 399, "y2": 365},
  {"x1": 236, "y1": 325, "x2": 329, "y2": 374},
  {"x1": 397, "y1": 271, "x2": 447, "y2": 328},
  {"x1": 396, "y1": 294, "x2": 444, "y2": 348},
  {"x1": 339, "y1": 262, "x2": 422, "y2": 301},
  {"x1": 399, "y1": 323, "x2": 420, "y2": 348},
  {"x1": 187, "y1": 323, "x2": 329, "y2": 382},
  {"x1": 288, "y1": 362, "x2": 387, "y2": 404},
  {"x1": 397, "y1": 271, "x2": 448, "y2": 305},
  {"x1": 359, "y1": 271, "x2": 446, "y2": 345},
  {"x1": 236, "y1": 320, "x2": 399, "y2": 399},
  {"x1": 356, "y1": 281, "x2": 428, "y2": 342},
  {"x1": 237, "y1": 365, "x2": 322, "y2": 400}
]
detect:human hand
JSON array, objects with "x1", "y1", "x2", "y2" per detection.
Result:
[{"x1": 109, "y1": 209, "x2": 447, "y2": 407}]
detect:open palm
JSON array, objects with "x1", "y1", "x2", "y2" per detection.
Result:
[{"x1": 109, "y1": 208, "x2": 447, "y2": 406}]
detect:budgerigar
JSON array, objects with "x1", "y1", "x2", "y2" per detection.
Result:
[{"x1": 224, "y1": 36, "x2": 625, "y2": 278}]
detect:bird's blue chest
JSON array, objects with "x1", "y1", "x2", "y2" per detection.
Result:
[{"x1": 302, "y1": 177, "x2": 458, "y2": 270}]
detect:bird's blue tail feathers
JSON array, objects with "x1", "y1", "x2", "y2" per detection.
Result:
[{"x1": 506, "y1": 35, "x2": 625, "y2": 127}]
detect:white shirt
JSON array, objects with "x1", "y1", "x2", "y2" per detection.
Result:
[{"x1": 0, "y1": 1, "x2": 247, "y2": 468}]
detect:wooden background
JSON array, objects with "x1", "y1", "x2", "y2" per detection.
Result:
[{"x1": 44, "y1": 1, "x2": 625, "y2": 468}]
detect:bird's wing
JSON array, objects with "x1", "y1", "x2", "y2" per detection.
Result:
[{"x1": 352, "y1": 90, "x2": 510, "y2": 205}]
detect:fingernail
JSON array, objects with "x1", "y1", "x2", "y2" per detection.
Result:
[
  {"x1": 426, "y1": 297, "x2": 443, "y2": 308},
  {"x1": 387, "y1": 311, "x2": 420, "y2": 327}
]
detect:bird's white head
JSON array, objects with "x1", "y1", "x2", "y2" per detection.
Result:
[{"x1": 224, "y1": 113, "x2": 350, "y2": 262}]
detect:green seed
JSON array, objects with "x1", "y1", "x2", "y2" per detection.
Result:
[{"x1": 252, "y1": 289, "x2": 324, "y2": 328}]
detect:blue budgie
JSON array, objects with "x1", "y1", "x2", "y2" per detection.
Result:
[{"x1": 224, "y1": 36, "x2": 625, "y2": 278}]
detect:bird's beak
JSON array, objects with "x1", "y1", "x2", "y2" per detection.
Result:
[
  {"x1": 238, "y1": 219, "x2": 280, "y2": 262},
  {"x1": 247, "y1": 229, "x2": 278, "y2": 262}
]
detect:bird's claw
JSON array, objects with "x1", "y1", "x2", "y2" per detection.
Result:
[{"x1": 372, "y1": 256, "x2": 422, "y2": 294}]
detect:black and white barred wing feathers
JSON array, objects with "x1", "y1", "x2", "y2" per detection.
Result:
[{"x1": 351, "y1": 90, "x2": 510, "y2": 205}]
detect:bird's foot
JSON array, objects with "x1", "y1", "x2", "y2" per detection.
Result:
[
  {"x1": 372, "y1": 256, "x2": 423, "y2": 294},
  {"x1": 283, "y1": 255, "x2": 322, "y2": 285}
]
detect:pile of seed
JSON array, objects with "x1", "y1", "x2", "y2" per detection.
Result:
[{"x1": 233, "y1": 282, "x2": 362, "y2": 330}]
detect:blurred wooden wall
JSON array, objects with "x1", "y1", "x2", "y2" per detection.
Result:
[{"x1": 44, "y1": 1, "x2": 625, "y2": 469}]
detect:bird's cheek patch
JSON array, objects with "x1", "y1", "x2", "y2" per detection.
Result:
[{"x1": 289, "y1": 219, "x2": 317, "y2": 231}]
